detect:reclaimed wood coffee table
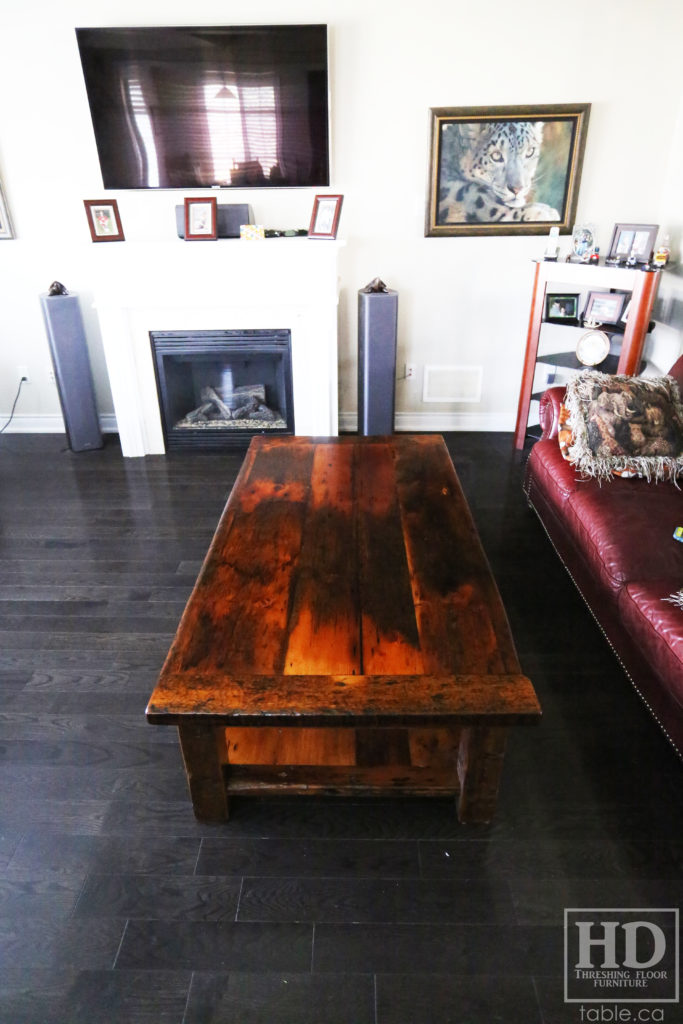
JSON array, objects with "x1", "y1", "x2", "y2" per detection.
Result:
[{"x1": 147, "y1": 435, "x2": 540, "y2": 823}]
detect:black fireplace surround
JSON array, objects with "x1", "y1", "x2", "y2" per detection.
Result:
[{"x1": 150, "y1": 329, "x2": 294, "y2": 450}]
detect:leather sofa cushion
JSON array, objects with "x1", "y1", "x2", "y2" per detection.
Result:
[
  {"x1": 528, "y1": 439, "x2": 683, "y2": 596},
  {"x1": 564, "y1": 480, "x2": 683, "y2": 596},
  {"x1": 618, "y1": 581, "x2": 683, "y2": 709},
  {"x1": 526, "y1": 439, "x2": 582, "y2": 507}
]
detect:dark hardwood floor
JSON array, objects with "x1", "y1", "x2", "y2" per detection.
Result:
[{"x1": 0, "y1": 431, "x2": 680, "y2": 1024}]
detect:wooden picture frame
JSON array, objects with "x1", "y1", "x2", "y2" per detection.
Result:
[
  {"x1": 308, "y1": 194, "x2": 343, "y2": 239},
  {"x1": 184, "y1": 197, "x2": 218, "y2": 241},
  {"x1": 606, "y1": 223, "x2": 658, "y2": 266},
  {"x1": 583, "y1": 291, "x2": 628, "y2": 325},
  {"x1": 426, "y1": 103, "x2": 591, "y2": 237},
  {"x1": 84, "y1": 199, "x2": 125, "y2": 242},
  {"x1": 545, "y1": 292, "x2": 580, "y2": 324},
  {"x1": 0, "y1": 180, "x2": 14, "y2": 239}
]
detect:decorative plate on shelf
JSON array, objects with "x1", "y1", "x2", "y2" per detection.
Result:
[{"x1": 576, "y1": 329, "x2": 610, "y2": 366}]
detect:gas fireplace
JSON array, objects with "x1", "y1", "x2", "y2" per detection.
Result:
[
  {"x1": 150, "y1": 329, "x2": 294, "y2": 450},
  {"x1": 92, "y1": 238, "x2": 341, "y2": 456}
]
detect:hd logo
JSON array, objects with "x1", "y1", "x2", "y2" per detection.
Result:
[{"x1": 564, "y1": 909, "x2": 679, "y2": 1004}]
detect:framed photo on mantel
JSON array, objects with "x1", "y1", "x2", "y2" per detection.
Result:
[
  {"x1": 84, "y1": 199, "x2": 125, "y2": 242},
  {"x1": 308, "y1": 194, "x2": 343, "y2": 239},
  {"x1": 184, "y1": 197, "x2": 217, "y2": 241}
]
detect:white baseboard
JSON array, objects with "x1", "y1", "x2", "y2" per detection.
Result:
[
  {"x1": 0, "y1": 413, "x2": 118, "y2": 434},
  {"x1": 339, "y1": 410, "x2": 513, "y2": 433},
  {"x1": 4, "y1": 410, "x2": 510, "y2": 437},
  {"x1": 100, "y1": 414, "x2": 117, "y2": 433}
]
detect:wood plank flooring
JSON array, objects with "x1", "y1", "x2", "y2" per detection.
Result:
[{"x1": 0, "y1": 431, "x2": 681, "y2": 1024}]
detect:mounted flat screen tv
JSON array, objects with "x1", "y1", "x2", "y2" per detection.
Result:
[{"x1": 75, "y1": 25, "x2": 330, "y2": 189}]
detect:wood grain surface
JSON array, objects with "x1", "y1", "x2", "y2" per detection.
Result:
[
  {"x1": 149, "y1": 435, "x2": 532, "y2": 708},
  {"x1": 147, "y1": 435, "x2": 541, "y2": 821}
]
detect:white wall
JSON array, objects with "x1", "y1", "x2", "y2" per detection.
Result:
[{"x1": 1, "y1": 0, "x2": 682, "y2": 434}]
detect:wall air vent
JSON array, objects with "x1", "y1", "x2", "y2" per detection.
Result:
[{"x1": 422, "y1": 365, "x2": 483, "y2": 403}]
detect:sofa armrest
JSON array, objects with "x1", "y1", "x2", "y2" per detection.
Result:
[
  {"x1": 538, "y1": 386, "x2": 566, "y2": 440},
  {"x1": 668, "y1": 354, "x2": 683, "y2": 391}
]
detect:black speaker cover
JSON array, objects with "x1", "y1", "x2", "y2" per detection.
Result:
[
  {"x1": 358, "y1": 288, "x2": 398, "y2": 436},
  {"x1": 39, "y1": 293, "x2": 103, "y2": 452}
]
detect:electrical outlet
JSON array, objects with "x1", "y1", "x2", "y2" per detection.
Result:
[
  {"x1": 17, "y1": 365, "x2": 30, "y2": 384},
  {"x1": 405, "y1": 363, "x2": 416, "y2": 380},
  {"x1": 46, "y1": 364, "x2": 55, "y2": 383}
]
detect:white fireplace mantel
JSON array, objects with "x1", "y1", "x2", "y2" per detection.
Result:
[{"x1": 92, "y1": 239, "x2": 343, "y2": 457}]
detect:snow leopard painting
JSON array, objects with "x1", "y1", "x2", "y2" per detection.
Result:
[{"x1": 426, "y1": 105, "x2": 590, "y2": 237}]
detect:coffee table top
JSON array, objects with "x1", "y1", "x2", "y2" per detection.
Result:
[{"x1": 147, "y1": 435, "x2": 539, "y2": 726}]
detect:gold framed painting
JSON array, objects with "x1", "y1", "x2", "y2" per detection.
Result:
[{"x1": 426, "y1": 103, "x2": 591, "y2": 237}]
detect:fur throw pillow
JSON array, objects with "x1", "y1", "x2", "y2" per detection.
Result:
[{"x1": 562, "y1": 370, "x2": 683, "y2": 483}]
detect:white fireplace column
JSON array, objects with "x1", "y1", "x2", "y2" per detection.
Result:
[{"x1": 92, "y1": 239, "x2": 343, "y2": 457}]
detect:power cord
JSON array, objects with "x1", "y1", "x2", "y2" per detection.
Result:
[{"x1": 0, "y1": 376, "x2": 27, "y2": 434}]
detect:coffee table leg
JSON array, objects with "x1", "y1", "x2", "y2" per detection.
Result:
[
  {"x1": 177, "y1": 722, "x2": 229, "y2": 821},
  {"x1": 456, "y1": 726, "x2": 508, "y2": 823}
]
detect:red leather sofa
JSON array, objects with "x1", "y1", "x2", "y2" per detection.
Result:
[{"x1": 524, "y1": 355, "x2": 683, "y2": 759}]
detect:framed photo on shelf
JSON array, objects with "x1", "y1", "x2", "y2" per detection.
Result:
[
  {"x1": 545, "y1": 293, "x2": 580, "y2": 324},
  {"x1": 0, "y1": 180, "x2": 14, "y2": 239},
  {"x1": 308, "y1": 194, "x2": 343, "y2": 239},
  {"x1": 583, "y1": 290, "x2": 628, "y2": 325},
  {"x1": 184, "y1": 197, "x2": 217, "y2": 240},
  {"x1": 606, "y1": 223, "x2": 658, "y2": 265},
  {"x1": 83, "y1": 199, "x2": 125, "y2": 242},
  {"x1": 425, "y1": 103, "x2": 591, "y2": 237}
]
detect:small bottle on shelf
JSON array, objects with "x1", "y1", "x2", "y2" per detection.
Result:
[{"x1": 652, "y1": 233, "x2": 671, "y2": 269}]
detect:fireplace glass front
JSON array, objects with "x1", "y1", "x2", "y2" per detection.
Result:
[{"x1": 150, "y1": 330, "x2": 294, "y2": 450}]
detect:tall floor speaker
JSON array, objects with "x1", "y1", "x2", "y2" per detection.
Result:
[
  {"x1": 357, "y1": 285, "x2": 398, "y2": 436},
  {"x1": 40, "y1": 292, "x2": 103, "y2": 452}
]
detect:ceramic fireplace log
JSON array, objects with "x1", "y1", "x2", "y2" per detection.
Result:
[{"x1": 200, "y1": 387, "x2": 232, "y2": 420}]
